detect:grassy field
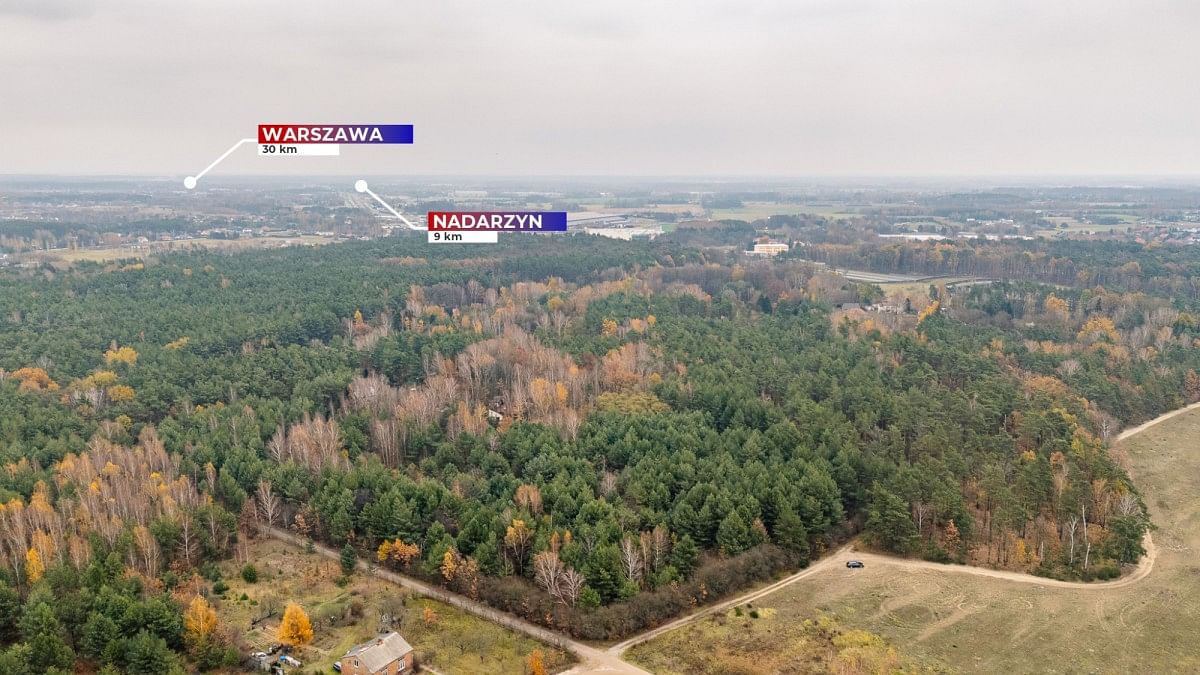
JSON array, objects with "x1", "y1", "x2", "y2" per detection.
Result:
[
  {"x1": 626, "y1": 607, "x2": 924, "y2": 674},
  {"x1": 629, "y1": 407, "x2": 1200, "y2": 674},
  {"x1": 33, "y1": 235, "x2": 336, "y2": 263},
  {"x1": 1036, "y1": 215, "x2": 1135, "y2": 237},
  {"x1": 576, "y1": 201, "x2": 861, "y2": 222},
  {"x1": 212, "y1": 538, "x2": 573, "y2": 674},
  {"x1": 709, "y1": 202, "x2": 858, "y2": 221}
]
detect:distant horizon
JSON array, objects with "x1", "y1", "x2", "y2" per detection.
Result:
[{"x1": 4, "y1": 173, "x2": 1200, "y2": 188}]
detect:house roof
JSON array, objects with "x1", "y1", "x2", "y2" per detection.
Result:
[{"x1": 343, "y1": 632, "x2": 413, "y2": 673}]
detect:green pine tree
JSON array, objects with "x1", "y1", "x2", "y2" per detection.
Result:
[
  {"x1": 670, "y1": 535, "x2": 699, "y2": 578},
  {"x1": 717, "y1": 511, "x2": 753, "y2": 555},
  {"x1": 865, "y1": 483, "x2": 918, "y2": 553},
  {"x1": 340, "y1": 543, "x2": 358, "y2": 576},
  {"x1": 774, "y1": 506, "x2": 810, "y2": 563}
]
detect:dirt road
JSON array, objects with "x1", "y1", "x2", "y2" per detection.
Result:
[
  {"x1": 1116, "y1": 400, "x2": 1200, "y2": 441},
  {"x1": 261, "y1": 402, "x2": 1186, "y2": 674},
  {"x1": 831, "y1": 533, "x2": 1155, "y2": 590},
  {"x1": 605, "y1": 546, "x2": 850, "y2": 658},
  {"x1": 612, "y1": 401, "x2": 1183, "y2": 662},
  {"x1": 258, "y1": 524, "x2": 651, "y2": 675}
]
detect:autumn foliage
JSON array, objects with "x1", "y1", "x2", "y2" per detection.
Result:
[
  {"x1": 278, "y1": 602, "x2": 314, "y2": 647},
  {"x1": 184, "y1": 595, "x2": 219, "y2": 643}
]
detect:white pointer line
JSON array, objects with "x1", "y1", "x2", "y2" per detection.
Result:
[
  {"x1": 185, "y1": 138, "x2": 255, "y2": 189},
  {"x1": 355, "y1": 180, "x2": 423, "y2": 230}
]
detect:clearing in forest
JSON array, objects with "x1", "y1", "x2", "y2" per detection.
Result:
[{"x1": 211, "y1": 538, "x2": 573, "y2": 674}]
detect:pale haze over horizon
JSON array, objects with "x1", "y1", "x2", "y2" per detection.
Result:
[{"x1": 1, "y1": 0, "x2": 1197, "y2": 178}]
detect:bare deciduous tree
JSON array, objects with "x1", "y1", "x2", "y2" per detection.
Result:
[
  {"x1": 514, "y1": 484, "x2": 543, "y2": 515},
  {"x1": 533, "y1": 551, "x2": 564, "y2": 601},
  {"x1": 1115, "y1": 492, "x2": 1139, "y2": 517},
  {"x1": 177, "y1": 512, "x2": 199, "y2": 568},
  {"x1": 561, "y1": 567, "x2": 585, "y2": 607},
  {"x1": 256, "y1": 480, "x2": 280, "y2": 527},
  {"x1": 620, "y1": 536, "x2": 644, "y2": 585},
  {"x1": 1064, "y1": 513, "x2": 1079, "y2": 565},
  {"x1": 1081, "y1": 504, "x2": 1092, "y2": 570}
]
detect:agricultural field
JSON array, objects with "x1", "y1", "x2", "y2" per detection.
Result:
[
  {"x1": 628, "y1": 406, "x2": 1200, "y2": 674},
  {"x1": 578, "y1": 200, "x2": 860, "y2": 222},
  {"x1": 211, "y1": 538, "x2": 573, "y2": 674},
  {"x1": 709, "y1": 202, "x2": 858, "y2": 221},
  {"x1": 29, "y1": 234, "x2": 336, "y2": 263},
  {"x1": 1037, "y1": 215, "x2": 1136, "y2": 236}
]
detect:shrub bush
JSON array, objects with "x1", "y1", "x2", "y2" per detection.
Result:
[
  {"x1": 477, "y1": 544, "x2": 794, "y2": 640},
  {"x1": 240, "y1": 564, "x2": 258, "y2": 583}
]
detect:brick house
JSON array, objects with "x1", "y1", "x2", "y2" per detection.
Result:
[{"x1": 339, "y1": 632, "x2": 414, "y2": 675}]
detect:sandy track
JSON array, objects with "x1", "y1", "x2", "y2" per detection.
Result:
[
  {"x1": 259, "y1": 524, "x2": 651, "y2": 675},
  {"x1": 839, "y1": 532, "x2": 1155, "y2": 591},
  {"x1": 614, "y1": 402, "x2": 1185, "y2": 665},
  {"x1": 1115, "y1": 400, "x2": 1200, "y2": 441},
  {"x1": 264, "y1": 403, "x2": 1187, "y2": 674},
  {"x1": 606, "y1": 545, "x2": 852, "y2": 658}
]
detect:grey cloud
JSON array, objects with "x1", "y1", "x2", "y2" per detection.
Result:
[
  {"x1": 0, "y1": 0, "x2": 1196, "y2": 176},
  {"x1": 0, "y1": 0, "x2": 95, "y2": 20}
]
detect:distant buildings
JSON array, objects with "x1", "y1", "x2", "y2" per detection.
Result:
[
  {"x1": 752, "y1": 240, "x2": 789, "y2": 256},
  {"x1": 583, "y1": 227, "x2": 661, "y2": 240},
  {"x1": 746, "y1": 238, "x2": 788, "y2": 256},
  {"x1": 570, "y1": 211, "x2": 663, "y2": 240},
  {"x1": 568, "y1": 212, "x2": 630, "y2": 228},
  {"x1": 877, "y1": 233, "x2": 948, "y2": 241}
]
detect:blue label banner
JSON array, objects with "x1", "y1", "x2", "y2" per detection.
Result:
[{"x1": 427, "y1": 211, "x2": 568, "y2": 232}]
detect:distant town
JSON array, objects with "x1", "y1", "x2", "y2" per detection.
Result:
[{"x1": 4, "y1": 178, "x2": 1200, "y2": 269}]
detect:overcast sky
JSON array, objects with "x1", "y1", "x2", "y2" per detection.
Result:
[{"x1": 1, "y1": 0, "x2": 1197, "y2": 178}]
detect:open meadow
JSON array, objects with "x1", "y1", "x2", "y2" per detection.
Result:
[{"x1": 628, "y1": 407, "x2": 1200, "y2": 674}]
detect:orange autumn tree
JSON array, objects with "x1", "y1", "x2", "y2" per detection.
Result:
[
  {"x1": 379, "y1": 538, "x2": 421, "y2": 568},
  {"x1": 24, "y1": 548, "x2": 44, "y2": 583},
  {"x1": 504, "y1": 519, "x2": 534, "y2": 575},
  {"x1": 184, "y1": 595, "x2": 219, "y2": 644},
  {"x1": 441, "y1": 548, "x2": 459, "y2": 581},
  {"x1": 527, "y1": 649, "x2": 546, "y2": 675},
  {"x1": 377, "y1": 539, "x2": 393, "y2": 562},
  {"x1": 12, "y1": 367, "x2": 58, "y2": 392},
  {"x1": 104, "y1": 346, "x2": 139, "y2": 367},
  {"x1": 107, "y1": 384, "x2": 136, "y2": 402},
  {"x1": 916, "y1": 300, "x2": 940, "y2": 325},
  {"x1": 278, "y1": 603, "x2": 314, "y2": 647}
]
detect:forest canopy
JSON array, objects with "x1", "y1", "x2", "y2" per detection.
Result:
[{"x1": 0, "y1": 230, "x2": 1185, "y2": 667}]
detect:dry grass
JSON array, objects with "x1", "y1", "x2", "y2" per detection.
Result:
[
  {"x1": 626, "y1": 607, "x2": 926, "y2": 674},
  {"x1": 630, "y1": 408, "x2": 1200, "y2": 674},
  {"x1": 212, "y1": 538, "x2": 573, "y2": 674}
]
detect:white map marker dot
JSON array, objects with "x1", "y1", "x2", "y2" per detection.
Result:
[
  {"x1": 355, "y1": 179, "x2": 368, "y2": 193},
  {"x1": 184, "y1": 176, "x2": 197, "y2": 190}
]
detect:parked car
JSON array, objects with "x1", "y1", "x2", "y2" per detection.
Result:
[
  {"x1": 846, "y1": 560, "x2": 865, "y2": 568},
  {"x1": 332, "y1": 662, "x2": 342, "y2": 673}
]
